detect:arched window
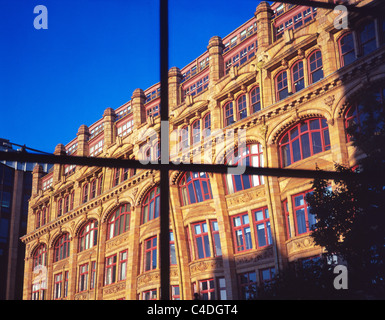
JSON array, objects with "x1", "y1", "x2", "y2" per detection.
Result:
[
  {"x1": 203, "y1": 113, "x2": 211, "y2": 138},
  {"x1": 291, "y1": 61, "x2": 304, "y2": 93},
  {"x1": 192, "y1": 120, "x2": 200, "y2": 144},
  {"x1": 308, "y1": 50, "x2": 323, "y2": 84},
  {"x1": 250, "y1": 86, "x2": 261, "y2": 114},
  {"x1": 33, "y1": 244, "x2": 47, "y2": 269},
  {"x1": 224, "y1": 143, "x2": 264, "y2": 194},
  {"x1": 359, "y1": 21, "x2": 376, "y2": 56},
  {"x1": 32, "y1": 244, "x2": 47, "y2": 300},
  {"x1": 179, "y1": 172, "x2": 213, "y2": 206},
  {"x1": 344, "y1": 104, "x2": 364, "y2": 142},
  {"x1": 141, "y1": 186, "x2": 160, "y2": 224},
  {"x1": 275, "y1": 70, "x2": 288, "y2": 101},
  {"x1": 78, "y1": 219, "x2": 98, "y2": 252},
  {"x1": 224, "y1": 102, "x2": 235, "y2": 126},
  {"x1": 57, "y1": 198, "x2": 63, "y2": 217},
  {"x1": 107, "y1": 203, "x2": 131, "y2": 240},
  {"x1": 339, "y1": 32, "x2": 356, "y2": 67},
  {"x1": 54, "y1": 233, "x2": 70, "y2": 262},
  {"x1": 82, "y1": 183, "x2": 89, "y2": 204},
  {"x1": 179, "y1": 126, "x2": 189, "y2": 151},
  {"x1": 237, "y1": 95, "x2": 247, "y2": 120},
  {"x1": 279, "y1": 118, "x2": 331, "y2": 167}
]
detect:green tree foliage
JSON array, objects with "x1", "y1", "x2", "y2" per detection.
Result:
[{"x1": 306, "y1": 86, "x2": 385, "y2": 298}]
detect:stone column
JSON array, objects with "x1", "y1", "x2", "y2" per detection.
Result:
[
  {"x1": 207, "y1": 36, "x2": 224, "y2": 83},
  {"x1": 255, "y1": 1, "x2": 273, "y2": 51},
  {"x1": 168, "y1": 67, "x2": 182, "y2": 111},
  {"x1": 53, "y1": 143, "x2": 66, "y2": 184},
  {"x1": 103, "y1": 107, "x2": 117, "y2": 148},
  {"x1": 32, "y1": 164, "x2": 44, "y2": 197},
  {"x1": 76, "y1": 125, "x2": 90, "y2": 157},
  {"x1": 132, "y1": 88, "x2": 146, "y2": 129}
]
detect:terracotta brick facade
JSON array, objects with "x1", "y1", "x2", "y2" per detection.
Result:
[{"x1": 21, "y1": 0, "x2": 385, "y2": 300}]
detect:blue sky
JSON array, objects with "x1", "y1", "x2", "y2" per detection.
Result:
[{"x1": 0, "y1": 0, "x2": 269, "y2": 153}]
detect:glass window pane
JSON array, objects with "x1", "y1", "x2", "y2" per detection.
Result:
[
  {"x1": 311, "y1": 131, "x2": 322, "y2": 154},
  {"x1": 301, "y1": 133, "x2": 311, "y2": 158}
]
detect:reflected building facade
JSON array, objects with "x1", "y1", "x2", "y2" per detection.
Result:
[{"x1": 21, "y1": 0, "x2": 385, "y2": 300}]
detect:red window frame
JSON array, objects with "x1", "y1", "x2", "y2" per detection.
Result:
[
  {"x1": 359, "y1": 21, "x2": 376, "y2": 56},
  {"x1": 275, "y1": 70, "x2": 288, "y2": 101},
  {"x1": 82, "y1": 183, "x2": 89, "y2": 204},
  {"x1": 170, "y1": 231, "x2": 176, "y2": 265},
  {"x1": 53, "y1": 273, "x2": 63, "y2": 300},
  {"x1": 90, "y1": 261, "x2": 96, "y2": 290},
  {"x1": 292, "y1": 190, "x2": 316, "y2": 235},
  {"x1": 191, "y1": 119, "x2": 200, "y2": 144},
  {"x1": 199, "y1": 279, "x2": 215, "y2": 300},
  {"x1": 339, "y1": 32, "x2": 356, "y2": 67},
  {"x1": 259, "y1": 267, "x2": 275, "y2": 283},
  {"x1": 291, "y1": 60, "x2": 304, "y2": 93},
  {"x1": 179, "y1": 125, "x2": 189, "y2": 151},
  {"x1": 63, "y1": 195, "x2": 69, "y2": 214},
  {"x1": 231, "y1": 213, "x2": 252, "y2": 253},
  {"x1": 224, "y1": 144, "x2": 264, "y2": 194},
  {"x1": 104, "y1": 254, "x2": 117, "y2": 286},
  {"x1": 250, "y1": 86, "x2": 261, "y2": 114},
  {"x1": 113, "y1": 168, "x2": 120, "y2": 187},
  {"x1": 237, "y1": 94, "x2": 247, "y2": 120},
  {"x1": 97, "y1": 175, "x2": 103, "y2": 196},
  {"x1": 308, "y1": 50, "x2": 323, "y2": 84},
  {"x1": 64, "y1": 271, "x2": 69, "y2": 298},
  {"x1": 78, "y1": 219, "x2": 98, "y2": 252},
  {"x1": 141, "y1": 186, "x2": 160, "y2": 224},
  {"x1": 192, "y1": 221, "x2": 211, "y2": 259},
  {"x1": 252, "y1": 207, "x2": 272, "y2": 248},
  {"x1": 78, "y1": 263, "x2": 89, "y2": 292},
  {"x1": 179, "y1": 171, "x2": 213, "y2": 206},
  {"x1": 144, "y1": 236, "x2": 157, "y2": 272},
  {"x1": 171, "y1": 285, "x2": 180, "y2": 300},
  {"x1": 54, "y1": 233, "x2": 70, "y2": 262},
  {"x1": 279, "y1": 118, "x2": 330, "y2": 167},
  {"x1": 239, "y1": 271, "x2": 257, "y2": 300},
  {"x1": 344, "y1": 104, "x2": 363, "y2": 142},
  {"x1": 57, "y1": 198, "x2": 63, "y2": 217},
  {"x1": 211, "y1": 220, "x2": 222, "y2": 257},
  {"x1": 107, "y1": 203, "x2": 131, "y2": 240},
  {"x1": 118, "y1": 250, "x2": 128, "y2": 281},
  {"x1": 143, "y1": 289, "x2": 157, "y2": 300},
  {"x1": 283, "y1": 199, "x2": 292, "y2": 239},
  {"x1": 33, "y1": 244, "x2": 47, "y2": 269},
  {"x1": 90, "y1": 179, "x2": 97, "y2": 199},
  {"x1": 223, "y1": 102, "x2": 234, "y2": 126},
  {"x1": 203, "y1": 113, "x2": 211, "y2": 138}
]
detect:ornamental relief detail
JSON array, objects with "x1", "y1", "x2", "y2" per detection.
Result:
[
  {"x1": 286, "y1": 235, "x2": 317, "y2": 255},
  {"x1": 235, "y1": 246, "x2": 274, "y2": 266},
  {"x1": 190, "y1": 258, "x2": 223, "y2": 275},
  {"x1": 226, "y1": 188, "x2": 265, "y2": 207},
  {"x1": 103, "y1": 282, "x2": 126, "y2": 295}
]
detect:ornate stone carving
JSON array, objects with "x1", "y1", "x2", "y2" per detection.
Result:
[
  {"x1": 190, "y1": 258, "x2": 223, "y2": 275},
  {"x1": 235, "y1": 246, "x2": 274, "y2": 266},
  {"x1": 103, "y1": 282, "x2": 126, "y2": 295}
]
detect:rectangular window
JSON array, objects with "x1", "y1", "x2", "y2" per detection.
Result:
[
  {"x1": 260, "y1": 267, "x2": 275, "y2": 283},
  {"x1": 171, "y1": 285, "x2": 180, "y2": 300},
  {"x1": 105, "y1": 254, "x2": 117, "y2": 285},
  {"x1": 118, "y1": 250, "x2": 128, "y2": 281},
  {"x1": 218, "y1": 277, "x2": 227, "y2": 300},
  {"x1": 199, "y1": 279, "x2": 215, "y2": 300},
  {"x1": 144, "y1": 236, "x2": 157, "y2": 271},
  {"x1": 78, "y1": 263, "x2": 89, "y2": 292},
  {"x1": 211, "y1": 220, "x2": 222, "y2": 257},
  {"x1": 170, "y1": 231, "x2": 177, "y2": 265},
  {"x1": 292, "y1": 191, "x2": 316, "y2": 235},
  {"x1": 143, "y1": 289, "x2": 157, "y2": 300},
  {"x1": 253, "y1": 207, "x2": 272, "y2": 248},
  {"x1": 90, "y1": 262, "x2": 96, "y2": 290},
  {"x1": 231, "y1": 213, "x2": 252, "y2": 252},
  {"x1": 53, "y1": 273, "x2": 63, "y2": 300},
  {"x1": 239, "y1": 271, "x2": 257, "y2": 300},
  {"x1": 192, "y1": 222, "x2": 211, "y2": 259}
]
